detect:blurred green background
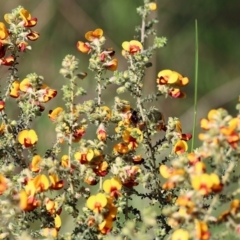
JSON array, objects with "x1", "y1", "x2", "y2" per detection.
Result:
[{"x1": 0, "y1": 0, "x2": 240, "y2": 237}]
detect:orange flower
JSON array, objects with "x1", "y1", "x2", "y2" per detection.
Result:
[
  {"x1": 19, "y1": 8, "x2": 37, "y2": 27},
  {"x1": 18, "y1": 129, "x2": 38, "y2": 147},
  {"x1": 0, "y1": 101, "x2": 5, "y2": 111},
  {"x1": 103, "y1": 58, "x2": 118, "y2": 71},
  {"x1": 0, "y1": 123, "x2": 5, "y2": 135},
  {"x1": 103, "y1": 177, "x2": 122, "y2": 198},
  {"x1": 85, "y1": 28, "x2": 103, "y2": 41},
  {"x1": 195, "y1": 220, "x2": 210, "y2": 240},
  {"x1": 94, "y1": 161, "x2": 108, "y2": 177},
  {"x1": 122, "y1": 40, "x2": 143, "y2": 55},
  {"x1": 9, "y1": 81, "x2": 20, "y2": 98},
  {"x1": 37, "y1": 86, "x2": 57, "y2": 103},
  {"x1": 0, "y1": 174, "x2": 7, "y2": 195},
  {"x1": 76, "y1": 41, "x2": 91, "y2": 53},
  {"x1": 30, "y1": 155, "x2": 42, "y2": 172},
  {"x1": 98, "y1": 216, "x2": 113, "y2": 235},
  {"x1": 122, "y1": 127, "x2": 143, "y2": 150},
  {"x1": 0, "y1": 56, "x2": 14, "y2": 66},
  {"x1": 86, "y1": 193, "x2": 107, "y2": 213},
  {"x1": 0, "y1": 22, "x2": 9, "y2": 40},
  {"x1": 173, "y1": 140, "x2": 188, "y2": 155},
  {"x1": 113, "y1": 142, "x2": 129, "y2": 154},
  {"x1": 19, "y1": 189, "x2": 40, "y2": 211}
]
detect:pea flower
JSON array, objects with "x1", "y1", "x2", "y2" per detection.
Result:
[
  {"x1": 191, "y1": 173, "x2": 222, "y2": 195},
  {"x1": 9, "y1": 81, "x2": 20, "y2": 98},
  {"x1": 103, "y1": 177, "x2": 122, "y2": 198},
  {"x1": 0, "y1": 174, "x2": 7, "y2": 195},
  {"x1": 171, "y1": 229, "x2": 189, "y2": 240},
  {"x1": 86, "y1": 193, "x2": 107, "y2": 213},
  {"x1": 173, "y1": 140, "x2": 188, "y2": 155},
  {"x1": 122, "y1": 40, "x2": 143, "y2": 55},
  {"x1": 30, "y1": 155, "x2": 42, "y2": 172},
  {"x1": 48, "y1": 107, "x2": 63, "y2": 121},
  {"x1": 0, "y1": 22, "x2": 9, "y2": 40},
  {"x1": 18, "y1": 129, "x2": 38, "y2": 147},
  {"x1": 85, "y1": 28, "x2": 103, "y2": 41},
  {"x1": 19, "y1": 8, "x2": 37, "y2": 27}
]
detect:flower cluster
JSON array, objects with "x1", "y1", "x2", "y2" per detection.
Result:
[
  {"x1": 0, "y1": 7, "x2": 39, "y2": 65},
  {"x1": 156, "y1": 69, "x2": 189, "y2": 98},
  {"x1": 0, "y1": 1, "x2": 239, "y2": 240}
]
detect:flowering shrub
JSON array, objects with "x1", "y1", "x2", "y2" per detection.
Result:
[{"x1": 0, "y1": 1, "x2": 239, "y2": 240}]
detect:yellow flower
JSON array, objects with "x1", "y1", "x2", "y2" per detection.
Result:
[
  {"x1": 49, "y1": 174, "x2": 64, "y2": 190},
  {"x1": 195, "y1": 220, "x2": 210, "y2": 240},
  {"x1": 54, "y1": 214, "x2": 61, "y2": 230},
  {"x1": 85, "y1": 28, "x2": 103, "y2": 41},
  {"x1": 45, "y1": 198, "x2": 58, "y2": 215},
  {"x1": 18, "y1": 129, "x2": 38, "y2": 147},
  {"x1": 86, "y1": 193, "x2": 107, "y2": 213},
  {"x1": 191, "y1": 173, "x2": 222, "y2": 195},
  {"x1": 48, "y1": 107, "x2": 63, "y2": 121},
  {"x1": 172, "y1": 229, "x2": 189, "y2": 240},
  {"x1": 19, "y1": 78, "x2": 32, "y2": 92},
  {"x1": 148, "y1": 2, "x2": 157, "y2": 11},
  {"x1": 30, "y1": 155, "x2": 42, "y2": 172},
  {"x1": 157, "y1": 70, "x2": 189, "y2": 86},
  {"x1": 173, "y1": 140, "x2": 188, "y2": 155},
  {"x1": 0, "y1": 22, "x2": 9, "y2": 40},
  {"x1": 9, "y1": 81, "x2": 20, "y2": 98},
  {"x1": 74, "y1": 148, "x2": 94, "y2": 164},
  {"x1": 103, "y1": 177, "x2": 122, "y2": 198},
  {"x1": 33, "y1": 174, "x2": 50, "y2": 192},
  {"x1": 122, "y1": 40, "x2": 143, "y2": 55},
  {"x1": 19, "y1": 8, "x2": 37, "y2": 27},
  {"x1": 0, "y1": 174, "x2": 7, "y2": 195}
]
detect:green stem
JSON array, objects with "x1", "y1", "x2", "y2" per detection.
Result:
[{"x1": 191, "y1": 19, "x2": 199, "y2": 151}]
